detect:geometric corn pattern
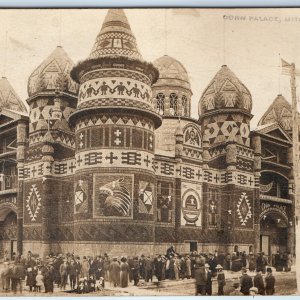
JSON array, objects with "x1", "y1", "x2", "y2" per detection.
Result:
[
  {"x1": 204, "y1": 113, "x2": 250, "y2": 146},
  {"x1": 236, "y1": 192, "x2": 252, "y2": 226},
  {"x1": 26, "y1": 184, "x2": 42, "y2": 222}
]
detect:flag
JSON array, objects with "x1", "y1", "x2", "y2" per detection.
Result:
[
  {"x1": 281, "y1": 58, "x2": 292, "y2": 75},
  {"x1": 9, "y1": 37, "x2": 33, "y2": 51},
  {"x1": 281, "y1": 58, "x2": 300, "y2": 76}
]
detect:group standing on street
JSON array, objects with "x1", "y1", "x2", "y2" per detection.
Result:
[{"x1": 0, "y1": 245, "x2": 284, "y2": 295}]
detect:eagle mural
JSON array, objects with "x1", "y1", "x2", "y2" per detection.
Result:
[{"x1": 98, "y1": 178, "x2": 132, "y2": 217}]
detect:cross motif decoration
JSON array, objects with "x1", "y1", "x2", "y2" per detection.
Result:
[{"x1": 105, "y1": 152, "x2": 118, "y2": 164}]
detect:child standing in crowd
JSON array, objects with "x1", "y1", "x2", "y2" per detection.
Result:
[
  {"x1": 35, "y1": 270, "x2": 44, "y2": 292},
  {"x1": 216, "y1": 264, "x2": 226, "y2": 295}
]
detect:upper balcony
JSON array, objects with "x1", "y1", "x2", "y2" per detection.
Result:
[{"x1": 0, "y1": 175, "x2": 18, "y2": 196}]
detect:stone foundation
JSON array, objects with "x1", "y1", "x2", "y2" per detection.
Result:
[{"x1": 20, "y1": 241, "x2": 253, "y2": 258}]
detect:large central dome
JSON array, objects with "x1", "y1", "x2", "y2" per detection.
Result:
[{"x1": 153, "y1": 55, "x2": 191, "y2": 90}]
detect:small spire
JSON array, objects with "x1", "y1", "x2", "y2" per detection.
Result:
[{"x1": 88, "y1": 9, "x2": 142, "y2": 60}]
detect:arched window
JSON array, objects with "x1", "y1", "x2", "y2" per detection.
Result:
[
  {"x1": 169, "y1": 93, "x2": 178, "y2": 116},
  {"x1": 156, "y1": 93, "x2": 165, "y2": 114},
  {"x1": 182, "y1": 95, "x2": 188, "y2": 116}
]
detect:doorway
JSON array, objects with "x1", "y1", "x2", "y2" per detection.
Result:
[
  {"x1": 260, "y1": 235, "x2": 270, "y2": 256},
  {"x1": 10, "y1": 240, "x2": 17, "y2": 259},
  {"x1": 190, "y1": 241, "x2": 197, "y2": 252}
]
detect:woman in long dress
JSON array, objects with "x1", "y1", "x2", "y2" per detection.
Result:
[{"x1": 120, "y1": 257, "x2": 130, "y2": 288}]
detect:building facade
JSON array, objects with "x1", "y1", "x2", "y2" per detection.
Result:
[{"x1": 0, "y1": 9, "x2": 295, "y2": 259}]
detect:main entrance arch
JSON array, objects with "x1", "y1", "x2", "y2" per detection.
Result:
[
  {"x1": 0, "y1": 205, "x2": 17, "y2": 260},
  {"x1": 260, "y1": 208, "x2": 289, "y2": 259}
]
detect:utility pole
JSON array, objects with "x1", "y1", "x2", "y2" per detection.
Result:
[{"x1": 290, "y1": 62, "x2": 300, "y2": 294}]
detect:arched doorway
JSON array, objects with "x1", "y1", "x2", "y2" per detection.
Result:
[
  {"x1": 0, "y1": 207, "x2": 17, "y2": 260},
  {"x1": 260, "y1": 210, "x2": 288, "y2": 260}
]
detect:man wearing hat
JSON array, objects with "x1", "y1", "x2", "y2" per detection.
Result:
[
  {"x1": 254, "y1": 269, "x2": 265, "y2": 295},
  {"x1": 194, "y1": 262, "x2": 207, "y2": 295},
  {"x1": 216, "y1": 264, "x2": 226, "y2": 295},
  {"x1": 145, "y1": 256, "x2": 153, "y2": 283},
  {"x1": 249, "y1": 286, "x2": 258, "y2": 295},
  {"x1": 205, "y1": 263, "x2": 212, "y2": 295},
  {"x1": 139, "y1": 255, "x2": 146, "y2": 280},
  {"x1": 229, "y1": 281, "x2": 243, "y2": 296},
  {"x1": 240, "y1": 267, "x2": 253, "y2": 295},
  {"x1": 109, "y1": 257, "x2": 120, "y2": 287},
  {"x1": 265, "y1": 267, "x2": 275, "y2": 295},
  {"x1": 208, "y1": 253, "x2": 217, "y2": 277},
  {"x1": 103, "y1": 254, "x2": 110, "y2": 282},
  {"x1": 154, "y1": 255, "x2": 163, "y2": 282},
  {"x1": 131, "y1": 256, "x2": 140, "y2": 286}
]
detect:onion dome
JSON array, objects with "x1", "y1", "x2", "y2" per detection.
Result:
[
  {"x1": 199, "y1": 65, "x2": 252, "y2": 116},
  {"x1": 88, "y1": 9, "x2": 142, "y2": 60},
  {"x1": 27, "y1": 46, "x2": 79, "y2": 97},
  {"x1": 0, "y1": 77, "x2": 27, "y2": 112},
  {"x1": 258, "y1": 94, "x2": 293, "y2": 131},
  {"x1": 153, "y1": 55, "x2": 191, "y2": 90}
]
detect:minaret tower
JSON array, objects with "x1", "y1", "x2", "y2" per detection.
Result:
[
  {"x1": 23, "y1": 46, "x2": 78, "y2": 257},
  {"x1": 70, "y1": 9, "x2": 161, "y2": 255},
  {"x1": 199, "y1": 65, "x2": 256, "y2": 252}
]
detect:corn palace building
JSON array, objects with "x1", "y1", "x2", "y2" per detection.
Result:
[{"x1": 0, "y1": 9, "x2": 296, "y2": 259}]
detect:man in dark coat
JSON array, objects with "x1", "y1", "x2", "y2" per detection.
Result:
[
  {"x1": 265, "y1": 267, "x2": 275, "y2": 295},
  {"x1": 240, "y1": 268, "x2": 253, "y2": 295},
  {"x1": 205, "y1": 264, "x2": 212, "y2": 295},
  {"x1": 74, "y1": 256, "x2": 81, "y2": 287},
  {"x1": 194, "y1": 263, "x2": 207, "y2": 295},
  {"x1": 139, "y1": 255, "x2": 146, "y2": 280},
  {"x1": 208, "y1": 253, "x2": 217, "y2": 276},
  {"x1": 43, "y1": 263, "x2": 55, "y2": 293},
  {"x1": 109, "y1": 257, "x2": 120, "y2": 287},
  {"x1": 131, "y1": 257, "x2": 140, "y2": 286},
  {"x1": 254, "y1": 270, "x2": 265, "y2": 295},
  {"x1": 144, "y1": 256, "x2": 153, "y2": 282},
  {"x1": 154, "y1": 255, "x2": 163, "y2": 282},
  {"x1": 89, "y1": 257, "x2": 97, "y2": 277}
]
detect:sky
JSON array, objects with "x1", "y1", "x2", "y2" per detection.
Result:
[{"x1": 1, "y1": 8, "x2": 300, "y2": 128}]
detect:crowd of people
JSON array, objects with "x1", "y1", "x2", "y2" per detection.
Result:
[{"x1": 0, "y1": 245, "x2": 288, "y2": 295}]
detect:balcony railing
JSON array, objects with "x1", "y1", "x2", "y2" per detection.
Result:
[
  {"x1": 260, "y1": 194, "x2": 292, "y2": 204},
  {"x1": 0, "y1": 175, "x2": 18, "y2": 194}
]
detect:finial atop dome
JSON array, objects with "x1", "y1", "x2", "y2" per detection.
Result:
[
  {"x1": 88, "y1": 9, "x2": 142, "y2": 60},
  {"x1": 28, "y1": 46, "x2": 79, "y2": 98},
  {"x1": 199, "y1": 65, "x2": 252, "y2": 115},
  {"x1": 0, "y1": 77, "x2": 27, "y2": 112}
]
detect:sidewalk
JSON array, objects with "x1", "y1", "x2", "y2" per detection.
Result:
[{"x1": 0, "y1": 263, "x2": 296, "y2": 296}]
